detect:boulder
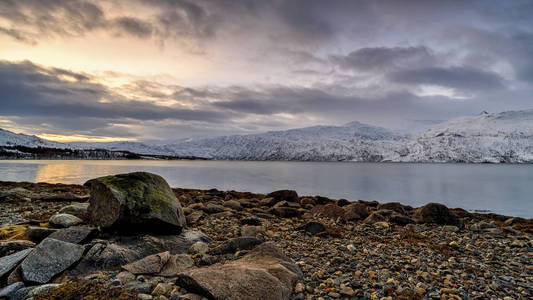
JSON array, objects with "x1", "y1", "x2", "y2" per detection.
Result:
[
  {"x1": 58, "y1": 202, "x2": 89, "y2": 218},
  {"x1": 158, "y1": 254, "x2": 194, "y2": 277},
  {"x1": 0, "y1": 248, "x2": 33, "y2": 278},
  {"x1": 208, "y1": 237, "x2": 263, "y2": 255},
  {"x1": 310, "y1": 204, "x2": 345, "y2": 219},
  {"x1": 343, "y1": 203, "x2": 369, "y2": 221},
  {"x1": 223, "y1": 200, "x2": 242, "y2": 211},
  {"x1": 122, "y1": 251, "x2": 171, "y2": 275},
  {"x1": 267, "y1": 190, "x2": 299, "y2": 203},
  {"x1": 377, "y1": 202, "x2": 410, "y2": 215},
  {"x1": 413, "y1": 203, "x2": 461, "y2": 226},
  {"x1": 0, "y1": 240, "x2": 35, "y2": 257},
  {"x1": 69, "y1": 243, "x2": 140, "y2": 276},
  {"x1": 85, "y1": 172, "x2": 186, "y2": 233},
  {"x1": 47, "y1": 226, "x2": 96, "y2": 244},
  {"x1": 26, "y1": 227, "x2": 58, "y2": 243},
  {"x1": 21, "y1": 238, "x2": 84, "y2": 283},
  {"x1": 49, "y1": 213, "x2": 83, "y2": 228},
  {"x1": 178, "y1": 243, "x2": 302, "y2": 300}
]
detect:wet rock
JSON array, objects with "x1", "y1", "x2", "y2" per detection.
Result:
[
  {"x1": 413, "y1": 203, "x2": 461, "y2": 226},
  {"x1": 47, "y1": 226, "x2": 96, "y2": 244},
  {"x1": 267, "y1": 190, "x2": 299, "y2": 202},
  {"x1": 26, "y1": 227, "x2": 58, "y2": 243},
  {"x1": 208, "y1": 237, "x2": 263, "y2": 255},
  {"x1": 49, "y1": 213, "x2": 83, "y2": 228},
  {"x1": 85, "y1": 172, "x2": 186, "y2": 233},
  {"x1": 0, "y1": 240, "x2": 35, "y2": 257},
  {"x1": 0, "y1": 248, "x2": 33, "y2": 278},
  {"x1": 0, "y1": 282, "x2": 24, "y2": 298},
  {"x1": 178, "y1": 243, "x2": 302, "y2": 300},
  {"x1": 21, "y1": 238, "x2": 84, "y2": 283},
  {"x1": 123, "y1": 251, "x2": 171, "y2": 275},
  {"x1": 58, "y1": 202, "x2": 89, "y2": 218}
]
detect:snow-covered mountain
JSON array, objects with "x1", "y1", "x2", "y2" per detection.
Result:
[
  {"x1": 0, "y1": 128, "x2": 65, "y2": 148},
  {"x1": 395, "y1": 110, "x2": 533, "y2": 163},
  {"x1": 1, "y1": 109, "x2": 532, "y2": 162}
]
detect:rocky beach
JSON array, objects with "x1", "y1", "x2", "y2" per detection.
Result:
[{"x1": 0, "y1": 172, "x2": 531, "y2": 300}]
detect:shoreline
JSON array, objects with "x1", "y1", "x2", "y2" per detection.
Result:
[{"x1": 0, "y1": 179, "x2": 532, "y2": 299}]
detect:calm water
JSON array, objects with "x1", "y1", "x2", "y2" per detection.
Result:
[{"x1": 0, "y1": 160, "x2": 531, "y2": 218}]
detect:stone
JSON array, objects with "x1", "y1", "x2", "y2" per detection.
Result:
[
  {"x1": 0, "y1": 240, "x2": 35, "y2": 257},
  {"x1": 70, "y1": 242, "x2": 140, "y2": 275},
  {"x1": 413, "y1": 203, "x2": 461, "y2": 226},
  {"x1": 152, "y1": 283, "x2": 168, "y2": 296},
  {"x1": 267, "y1": 190, "x2": 299, "y2": 202},
  {"x1": 36, "y1": 192, "x2": 89, "y2": 202},
  {"x1": 310, "y1": 204, "x2": 345, "y2": 219},
  {"x1": 189, "y1": 242, "x2": 209, "y2": 255},
  {"x1": 0, "y1": 282, "x2": 24, "y2": 298},
  {"x1": 58, "y1": 202, "x2": 89, "y2": 218},
  {"x1": 178, "y1": 243, "x2": 302, "y2": 300},
  {"x1": 46, "y1": 226, "x2": 96, "y2": 244},
  {"x1": 389, "y1": 213, "x2": 415, "y2": 226},
  {"x1": 49, "y1": 213, "x2": 83, "y2": 228},
  {"x1": 26, "y1": 227, "x2": 58, "y2": 243},
  {"x1": 223, "y1": 200, "x2": 242, "y2": 210},
  {"x1": 122, "y1": 251, "x2": 172, "y2": 275},
  {"x1": 240, "y1": 226, "x2": 264, "y2": 238},
  {"x1": 268, "y1": 207, "x2": 300, "y2": 218},
  {"x1": 0, "y1": 248, "x2": 33, "y2": 278},
  {"x1": 0, "y1": 188, "x2": 31, "y2": 201},
  {"x1": 139, "y1": 294, "x2": 153, "y2": 300},
  {"x1": 21, "y1": 238, "x2": 84, "y2": 283},
  {"x1": 343, "y1": 203, "x2": 369, "y2": 221},
  {"x1": 178, "y1": 294, "x2": 204, "y2": 300},
  {"x1": 377, "y1": 202, "x2": 410, "y2": 215},
  {"x1": 298, "y1": 221, "x2": 328, "y2": 236},
  {"x1": 159, "y1": 254, "x2": 194, "y2": 277},
  {"x1": 201, "y1": 203, "x2": 225, "y2": 214},
  {"x1": 85, "y1": 172, "x2": 186, "y2": 233},
  {"x1": 186, "y1": 211, "x2": 205, "y2": 225},
  {"x1": 208, "y1": 237, "x2": 263, "y2": 255}
]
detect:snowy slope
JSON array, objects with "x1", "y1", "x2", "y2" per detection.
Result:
[
  {"x1": 0, "y1": 128, "x2": 67, "y2": 148},
  {"x1": 395, "y1": 110, "x2": 533, "y2": 163}
]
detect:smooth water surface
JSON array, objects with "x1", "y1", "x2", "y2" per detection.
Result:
[{"x1": 0, "y1": 160, "x2": 531, "y2": 218}]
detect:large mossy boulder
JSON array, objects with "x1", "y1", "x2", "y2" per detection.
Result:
[{"x1": 85, "y1": 172, "x2": 186, "y2": 233}]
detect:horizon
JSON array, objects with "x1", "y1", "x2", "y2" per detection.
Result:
[{"x1": 1, "y1": 0, "x2": 533, "y2": 142}]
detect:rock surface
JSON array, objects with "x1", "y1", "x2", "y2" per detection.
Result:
[
  {"x1": 85, "y1": 172, "x2": 186, "y2": 233},
  {"x1": 178, "y1": 242, "x2": 302, "y2": 300},
  {"x1": 0, "y1": 248, "x2": 32, "y2": 278},
  {"x1": 48, "y1": 213, "x2": 83, "y2": 228},
  {"x1": 414, "y1": 203, "x2": 461, "y2": 226},
  {"x1": 46, "y1": 226, "x2": 96, "y2": 244},
  {"x1": 21, "y1": 238, "x2": 84, "y2": 283}
]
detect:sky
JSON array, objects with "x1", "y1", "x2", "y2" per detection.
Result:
[{"x1": 0, "y1": 0, "x2": 532, "y2": 142}]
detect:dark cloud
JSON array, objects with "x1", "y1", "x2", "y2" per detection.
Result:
[
  {"x1": 331, "y1": 46, "x2": 434, "y2": 72},
  {"x1": 388, "y1": 66, "x2": 506, "y2": 91},
  {"x1": 113, "y1": 17, "x2": 153, "y2": 38}
]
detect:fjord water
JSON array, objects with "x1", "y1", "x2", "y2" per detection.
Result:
[{"x1": 0, "y1": 160, "x2": 531, "y2": 218}]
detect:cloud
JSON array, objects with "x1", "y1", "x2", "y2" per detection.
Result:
[
  {"x1": 331, "y1": 46, "x2": 434, "y2": 72},
  {"x1": 388, "y1": 66, "x2": 506, "y2": 91}
]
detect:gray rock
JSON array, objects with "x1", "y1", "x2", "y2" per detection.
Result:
[
  {"x1": 297, "y1": 221, "x2": 327, "y2": 236},
  {"x1": 268, "y1": 207, "x2": 300, "y2": 218},
  {"x1": 58, "y1": 202, "x2": 89, "y2": 218},
  {"x1": 0, "y1": 282, "x2": 24, "y2": 298},
  {"x1": 85, "y1": 172, "x2": 186, "y2": 233},
  {"x1": 26, "y1": 227, "x2": 58, "y2": 243},
  {"x1": 0, "y1": 240, "x2": 35, "y2": 257},
  {"x1": 49, "y1": 213, "x2": 83, "y2": 228},
  {"x1": 10, "y1": 286, "x2": 35, "y2": 300},
  {"x1": 69, "y1": 242, "x2": 140, "y2": 276},
  {"x1": 208, "y1": 237, "x2": 263, "y2": 255},
  {"x1": 21, "y1": 238, "x2": 84, "y2": 283},
  {"x1": 124, "y1": 281, "x2": 153, "y2": 294},
  {"x1": 0, "y1": 248, "x2": 33, "y2": 278},
  {"x1": 122, "y1": 251, "x2": 171, "y2": 275},
  {"x1": 47, "y1": 226, "x2": 96, "y2": 244},
  {"x1": 0, "y1": 188, "x2": 31, "y2": 201}
]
